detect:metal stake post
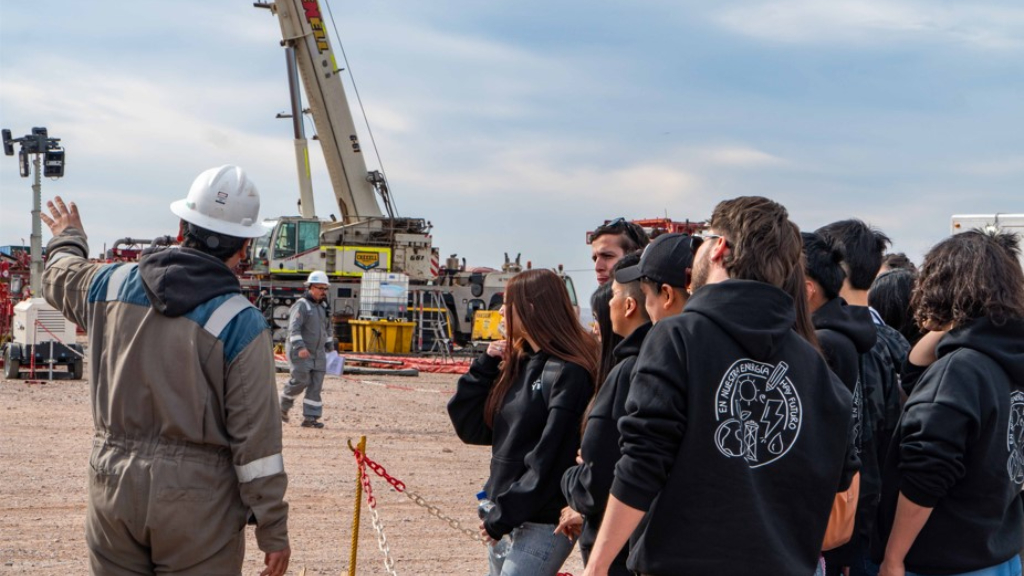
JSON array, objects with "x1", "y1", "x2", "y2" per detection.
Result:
[{"x1": 349, "y1": 435, "x2": 367, "y2": 576}]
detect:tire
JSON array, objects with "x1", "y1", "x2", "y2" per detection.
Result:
[
  {"x1": 70, "y1": 360, "x2": 84, "y2": 380},
  {"x1": 3, "y1": 347, "x2": 20, "y2": 379}
]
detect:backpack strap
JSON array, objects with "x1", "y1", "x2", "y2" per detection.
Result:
[{"x1": 539, "y1": 357, "x2": 565, "y2": 407}]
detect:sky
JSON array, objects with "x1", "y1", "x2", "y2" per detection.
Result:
[{"x1": 2, "y1": 0, "x2": 1022, "y2": 305}]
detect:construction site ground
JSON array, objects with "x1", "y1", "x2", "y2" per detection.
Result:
[{"x1": 0, "y1": 368, "x2": 587, "y2": 575}]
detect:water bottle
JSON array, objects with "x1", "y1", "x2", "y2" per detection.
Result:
[{"x1": 476, "y1": 490, "x2": 512, "y2": 558}]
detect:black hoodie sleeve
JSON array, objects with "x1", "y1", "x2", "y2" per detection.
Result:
[
  {"x1": 447, "y1": 353, "x2": 502, "y2": 446},
  {"x1": 897, "y1": 354, "x2": 980, "y2": 507},
  {"x1": 562, "y1": 360, "x2": 631, "y2": 517},
  {"x1": 611, "y1": 321, "x2": 689, "y2": 511},
  {"x1": 487, "y1": 363, "x2": 592, "y2": 538}
]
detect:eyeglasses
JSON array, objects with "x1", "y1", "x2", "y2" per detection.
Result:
[
  {"x1": 689, "y1": 233, "x2": 724, "y2": 254},
  {"x1": 309, "y1": 285, "x2": 329, "y2": 291}
]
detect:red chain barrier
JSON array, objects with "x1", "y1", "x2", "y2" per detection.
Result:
[
  {"x1": 350, "y1": 444, "x2": 407, "y2": 494},
  {"x1": 355, "y1": 451, "x2": 377, "y2": 509},
  {"x1": 349, "y1": 444, "x2": 576, "y2": 576}
]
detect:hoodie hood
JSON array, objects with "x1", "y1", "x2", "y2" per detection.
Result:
[
  {"x1": 812, "y1": 298, "x2": 877, "y2": 354},
  {"x1": 613, "y1": 321, "x2": 652, "y2": 361},
  {"x1": 938, "y1": 316, "x2": 1024, "y2": 383},
  {"x1": 138, "y1": 246, "x2": 241, "y2": 317},
  {"x1": 685, "y1": 279, "x2": 796, "y2": 359}
]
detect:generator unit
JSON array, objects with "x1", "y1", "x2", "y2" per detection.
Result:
[{"x1": 2, "y1": 298, "x2": 83, "y2": 379}]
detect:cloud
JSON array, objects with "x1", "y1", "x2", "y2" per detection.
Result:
[
  {"x1": 714, "y1": 0, "x2": 1024, "y2": 50},
  {"x1": 957, "y1": 156, "x2": 1024, "y2": 177},
  {"x1": 692, "y1": 146, "x2": 793, "y2": 168}
]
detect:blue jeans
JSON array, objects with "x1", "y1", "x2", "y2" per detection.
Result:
[
  {"x1": 487, "y1": 522, "x2": 575, "y2": 576},
  {"x1": 868, "y1": 557, "x2": 1022, "y2": 576}
]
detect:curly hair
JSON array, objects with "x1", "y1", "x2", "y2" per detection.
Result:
[{"x1": 911, "y1": 230, "x2": 1024, "y2": 330}]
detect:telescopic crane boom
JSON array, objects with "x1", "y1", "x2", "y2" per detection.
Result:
[{"x1": 266, "y1": 0, "x2": 384, "y2": 224}]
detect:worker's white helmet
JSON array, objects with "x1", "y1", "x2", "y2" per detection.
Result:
[
  {"x1": 170, "y1": 165, "x2": 269, "y2": 238},
  {"x1": 305, "y1": 270, "x2": 330, "y2": 286}
]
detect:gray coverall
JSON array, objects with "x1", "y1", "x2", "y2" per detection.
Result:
[
  {"x1": 281, "y1": 295, "x2": 333, "y2": 420},
  {"x1": 43, "y1": 229, "x2": 289, "y2": 575}
]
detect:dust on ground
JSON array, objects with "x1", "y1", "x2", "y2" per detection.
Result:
[{"x1": 0, "y1": 370, "x2": 586, "y2": 575}]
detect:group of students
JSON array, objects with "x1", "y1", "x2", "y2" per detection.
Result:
[{"x1": 448, "y1": 195, "x2": 1024, "y2": 576}]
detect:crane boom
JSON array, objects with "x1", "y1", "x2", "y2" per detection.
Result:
[{"x1": 272, "y1": 0, "x2": 383, "y2": 223}]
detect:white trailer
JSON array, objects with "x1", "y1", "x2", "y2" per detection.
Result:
[{"x1": 951, "y1": 214, "x2": 1024, "y2": 265}]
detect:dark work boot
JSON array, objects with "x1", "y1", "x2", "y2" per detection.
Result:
[
  {"x1": 281, "y1": 408, "x2": 290, "y2": 423},
  {"x1": 301, "y1": 417, "x2": 324, "y2": 429}
]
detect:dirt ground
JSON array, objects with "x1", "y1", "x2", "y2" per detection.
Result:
[{"x1": 0, "y1": 367, "x2": 587, "y2": 575}]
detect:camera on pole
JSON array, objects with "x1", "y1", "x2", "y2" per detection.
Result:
[{"x1": 3, "y1": 127, "x2": 65, "y2": 178}]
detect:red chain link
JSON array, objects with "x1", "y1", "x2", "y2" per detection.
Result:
[
  {"x1": 350, "y1": 445, "x2": 407, "y2": 493},
  {"x1": 350, "y1": 445, "x2": 575, "y2": 576},
  {"x1": 355, "y1": 450, "x2": 377, "y2": 508}
]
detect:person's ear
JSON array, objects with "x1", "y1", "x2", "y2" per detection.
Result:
[
  {"x1": 660, "y1": 284, "x2": 674, "y2": 308},
  {"x1": 624, "y1": 296, "x2": 637, "y2": 318},
  {"x1": 709, "y1": 237, "x2": 729, "y2": 263},
  {"x1": 805, "y1": 279, "x2": 816, "y2": 302},
  {"x1": 236, "y1": 239, "x2": 251, "y2": 260}
]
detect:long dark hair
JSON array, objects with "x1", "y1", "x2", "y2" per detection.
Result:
[
  {"x1": 591, "y1": 282, "x2": 621, "y2": 386},
  {"x1": 786, "y1": 253, "x2": 821, "y2": 352},
  {"x1": 869, "y1": 269, "x2": 922, "y2": 344},
  {"x1": 484, "y1": 269, "x2": 600, "y2": 426},
  {"x1": 912, "y1": 230, "x2": 1024, "y2": 330}
]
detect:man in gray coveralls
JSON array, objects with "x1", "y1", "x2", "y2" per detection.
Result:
[{"x1": 280, "y1": 270, "x2": 334, "y2": 428}]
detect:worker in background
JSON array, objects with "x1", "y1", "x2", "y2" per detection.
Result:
[
  {"x1": 589, "y1": 217, "x2": 650, "y2": 285},
  {"x1": 280, "y1": 270, "x2": 334, "y2": 428},
  {"x1": 40, "y1": 166, "x2": 290, "y2": 576}
]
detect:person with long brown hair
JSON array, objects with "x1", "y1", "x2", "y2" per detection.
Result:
[
  {"x1": 873, "y1": 230, "x2": 1024, "y2": 576},
  {"x1": 448, "y1": 269, "x2": 599, "y2": 576}
]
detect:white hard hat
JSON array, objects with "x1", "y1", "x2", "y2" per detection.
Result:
[
  {"x1": 170, "y1": 165, "x2": 269, "y2": 238},
  {"x1": 305, "y1": 270, "x2": 330, "y2": 286}
]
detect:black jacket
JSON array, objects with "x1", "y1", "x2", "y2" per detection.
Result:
[
  {"x1": 872, "y1": 317, "x2": 1024, "y2": 574},
  {"x1": 611, "y1": 280, "x2": 858, "y2": 576},
  {"x1": 856, "y1": 316, "x2": 911, "y2": 544},
  {"x1": 562, "y1": 322, "x2": 651, "y2": 573},
  {"x1": 448, "y1": 349, "x2": 594, "y2": 540}
]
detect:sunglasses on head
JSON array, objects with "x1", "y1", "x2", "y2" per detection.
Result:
[{"x1": 597, "y1": 217, "x2": 646, "y2": 247}]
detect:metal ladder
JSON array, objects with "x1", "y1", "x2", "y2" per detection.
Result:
[{"x1": 414, "y1": 289, "x2": 452, "y2": 360}]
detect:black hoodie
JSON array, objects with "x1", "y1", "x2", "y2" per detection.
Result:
[
  {"x1": 562, "y1": 322, "x2": 652, "y2": 574},
  {"x1": 813, "y1": 297, "x2": 876, "y2": 568},
  {"x1": 611, "y1": 280, "x2": 858, "y2": 576},
  {"x1": 813, "y1": 297, "x2": 877, "y2": 393},
  {"x1": 872, "y1": 316, "x2": 1024, "y2": 574},
  {"x1": 138, "y1": 246, "x2": 242, "y2": 317},
  {"x1": 448, "y1": 348, "x2": 594, "y2": 539}
]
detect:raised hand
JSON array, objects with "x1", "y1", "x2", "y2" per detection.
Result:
[{"x1": 39, "y1": 196, "x2": 85, "y2": 237}]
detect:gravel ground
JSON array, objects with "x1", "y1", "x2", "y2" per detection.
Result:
[{"x1": 0, "y1": 369, "x2": 586, "y2": 575}]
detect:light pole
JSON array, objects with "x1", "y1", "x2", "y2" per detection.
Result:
[{"x1": 2, "y1": 127, "x2": 66, "y2": 296}]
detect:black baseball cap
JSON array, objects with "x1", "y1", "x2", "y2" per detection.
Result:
[{"x1": 614, "y1": 233, "x2": 693, "y2": 288}]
